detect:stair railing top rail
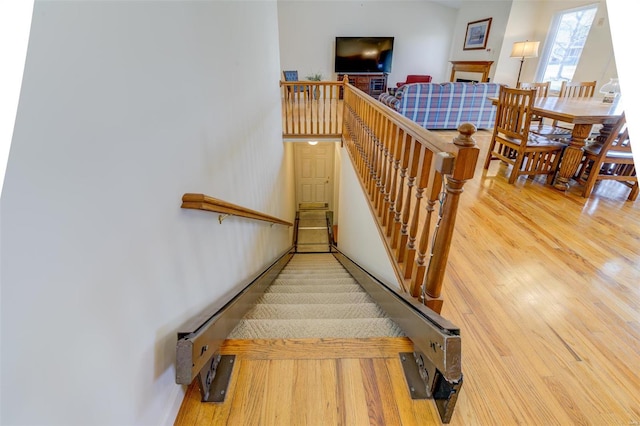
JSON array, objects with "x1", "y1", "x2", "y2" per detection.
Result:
[
  {"x1": 341, "y1": 77, "x2": 479, "y2": 313},
  {"x1": 181, "y1": 193, "x2": 292, "y2": 226}
]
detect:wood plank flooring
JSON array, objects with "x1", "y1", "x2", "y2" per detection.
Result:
[
  {"x1": 174, "y1": 338, "x2": 440, "y2": 425},
  {"x1": 175, "y1": 129, "x2": 640, "y2": 425}
]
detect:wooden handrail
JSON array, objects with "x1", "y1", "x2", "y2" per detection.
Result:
[{"x1": 181, "y1": 193, "x2": 292, "y2": 226}]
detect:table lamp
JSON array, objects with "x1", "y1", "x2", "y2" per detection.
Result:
[
  {"x1": 510, "y1": 41, "x2": 540, "y2": 86},
  {"x1": 599, "y1": 77, "x2": 621, "y2": 103}
]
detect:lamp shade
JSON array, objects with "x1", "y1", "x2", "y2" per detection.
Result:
[{"x1": 510, "y1": 41, "x2": 540, "y2": 58}]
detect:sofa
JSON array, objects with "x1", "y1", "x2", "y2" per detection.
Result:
[{"x1": 378, "y1": 82, "x2": 501, "y2": 130}]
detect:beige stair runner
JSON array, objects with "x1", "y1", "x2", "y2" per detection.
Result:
[{"x1": 228, "y1": 253, "x2": 404, "y2": 339}]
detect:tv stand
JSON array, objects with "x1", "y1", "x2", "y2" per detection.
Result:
[{"x1": 337, "y1": 73, "x2": 388, "y2": 97}]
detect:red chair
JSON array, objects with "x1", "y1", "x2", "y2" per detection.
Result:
[{"x1": 396, "y1": 74, "x2": 432, "y2": 88}]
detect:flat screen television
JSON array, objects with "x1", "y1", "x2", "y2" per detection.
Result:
[{"x1": 334, "y1": 37, "x2": 394, "y2": 74}]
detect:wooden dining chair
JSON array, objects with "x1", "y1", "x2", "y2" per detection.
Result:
[
  {"x1": 484, "y1": 86, "x2": 566, "y2": 184},
  {"x1": 517, "y1": 81, "x2": 550, "y2": 98},
  {"x1": 576, "y1": 113, "x2": 638, "y2": 201},
  {"x1": 531, "y1": 80, "x2": 597, "y2": 138},
  {"x1": 517, "y1": 81, "x2": 550, "y2": 130}
]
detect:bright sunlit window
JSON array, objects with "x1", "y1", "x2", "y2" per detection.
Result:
[{"x1": 537, "y1": 4, "x2": 598, "y2": 92}]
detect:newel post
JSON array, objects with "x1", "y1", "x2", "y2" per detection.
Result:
[{"x1": 423, "y1": 123, "x2": 479, "y2": 313}]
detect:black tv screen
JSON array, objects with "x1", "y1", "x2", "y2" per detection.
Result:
[{"x1": 335, "y1": 37, "x2": 394, "y2": 74}]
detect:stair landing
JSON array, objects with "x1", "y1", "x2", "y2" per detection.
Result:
[{"x1": 296, "y1": 210, "x2": 331, "y2": 253}]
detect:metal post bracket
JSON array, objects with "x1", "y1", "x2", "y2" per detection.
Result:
[
  {"x1": 399, "y1": 351, "x2": 463, "y2": 424},
  {"x1": 196, "y1": 354, "x2": 236, "y2": 403}
]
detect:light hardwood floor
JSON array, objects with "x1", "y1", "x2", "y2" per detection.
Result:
[{"x1": 175, "y1": 130, "x2": 640, "y2": 425}]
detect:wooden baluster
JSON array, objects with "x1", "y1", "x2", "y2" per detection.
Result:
[
  {"x1": 391, "y1": 131, "x2": 411, "y2": 246},
  {"x1": 325, "y1": 85, "x2": 330, "y2": 134},
  {"x1": 360, "y1": 102, "x2": 370, "y2": 183},
  {"x1": 410, "y1": 171, "x2": 443, "y2": 297},
  {"x1": 318, "y1": 84, "x2": 323, "y2": 134},
  {"x1": 370, "y1": 109, "x2": 381, "y2": 203},
  {"x1": 307, "y1": 84, "x2": 312, "y2": 134},
  {"x1": 351, "y1": 99, "x2": 363, "y2": 175},
  {"x1": 361, "y1": 103, "x2": 373, "y2": 194},
  {"x1": 349, "y1": 101, "x2": 363, "y2": 174},
  {"x1": 282, "y1": 85, "x2": 290, "y2": 135},
  {"x1": 373, "y1": 111, "x2": 385, "y2": 205},
  {"x1": 375, "y1": 121, "x2": 386, "y2": 215},
  {"x1": 397, "y1": 138, "x2": 421, "y2": 263},
  {"x1": 311, "y1": 83, "x2": 316, "y2": 134},
  {"x1": 386, "y1": 128, "x2": 404, "y2": 235},
  {"x1": 404, "y1": 145, "x2": 433, "y2": 279},
  {"x1": 381, "y1": 124, "x2": 399, "y2": 226},
  {"x1": 332, "y1": 85, "x2": 339, "y2": 134},
  {"x1": 376, "y1": 117, "x2": 391, "y2": 216},
  {"x1": 297, "y1": 88, "x2": 303, "y2": 134},
  {"x1": 369, "y1": 107, "x2": 379, "y2": 199},
  {"x1": 423, "y1": 124, "x2": 478, "y2": 313},
  {"x1": 368, "y1": 106, "x2": 379, "y2": 199},
  {"x1": 366, "y1": 108, "x2": 378, "y2": 199}
]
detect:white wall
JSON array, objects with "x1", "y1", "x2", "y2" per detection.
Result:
[
  {"x1": 0, "y1": 1, "x2": 293, "y2": 425},
  {"x1": 533, "y1": 0, "x2": 616, "y2": 91},
  {"x1": 277, "y1": 1, "x2": 457, "y2": 86},
  {"x1": 337, "y1": 147, "x2": 400, "y2": 290},
  {"x1": 492, "y1": 0, "x2": 616, "y2": 89},
  {"x1": 492, "y1": 0, "x2": 537, "y2": 86},
  {"x1": 448, "y1": 1, "x2": 513, "y2": 83}
]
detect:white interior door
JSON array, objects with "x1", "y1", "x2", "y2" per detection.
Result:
[{"x1": 294, "y1": 142, "x2": 335, "y2": 209}]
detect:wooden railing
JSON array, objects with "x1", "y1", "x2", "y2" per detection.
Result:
[
  {"x1": 280, "y1": 77, "x2": 479, "y2": 313},
  {"x1": 181, "y1": 193, "x2": 292, "y2": 226},
  {"x1": 280, "y1": 80, "x2": 343, "y2": 138},
  {"x1": 342, "y1": 84, "x2": 479, "y2": 313}
]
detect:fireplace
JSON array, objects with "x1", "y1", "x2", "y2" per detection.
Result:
[{"x1": 450, "y1": 61, "x2": 493, "y2": 82}]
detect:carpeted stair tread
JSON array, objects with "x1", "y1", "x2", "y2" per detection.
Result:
[
  {"x1": 298, "y1": 219, "x2": 328, "y2": 227},
  {"x1": 256, "y1": 292, "x2": 375, "y2": 305},
  {"x1": 242, "y1": 303, "x2": 388, "y2": 319},
  {"x1": 227, "y1": 318, "x2": 405, "y2": 339},
  {"x1": 271, "y1": 278, "x2": 358, "y2": 286},
  {"x1": 279, "y1": 265, "x2": 346, "y2": 270},
  {"x1": 277, "y1": 270, "x2": 352, "y2": 274},
  {"x1": 265, "y1": 284, "x2": 366, "y2": 294},
  {"x1": 280, "y1": 268, "x2": 351, "y2": 278}
]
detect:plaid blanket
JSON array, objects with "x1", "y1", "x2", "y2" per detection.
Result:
[{"x1": 378, "y1": 82, "x2": 501, "y2": 130}]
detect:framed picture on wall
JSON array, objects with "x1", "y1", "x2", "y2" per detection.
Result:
[{"x1": 463, "y1": 18, "x2": 492, "y2": 50}]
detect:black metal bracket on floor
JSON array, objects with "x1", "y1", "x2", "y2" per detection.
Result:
[
  {"x1": 196, "y1": 354, "x2": 236, "y2": 402},
  {"x1": 400, "y1": 352, "x2": 463, "y2": 423},
  {"x1": 332, "y1": 251, "x2": 464, "y2": 424}
]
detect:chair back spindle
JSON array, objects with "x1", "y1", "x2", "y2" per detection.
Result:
[{"x1": 559, "y1": 80, "x2": 596, "y2": 98}]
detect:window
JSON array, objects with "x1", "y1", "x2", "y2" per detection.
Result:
[{"x1": 537, "y1": 4, "x2": 598, "y2": 92}]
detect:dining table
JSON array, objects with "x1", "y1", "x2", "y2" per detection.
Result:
[{"x1": 489, "y1": 94, "x2": 624, "y2": 191}]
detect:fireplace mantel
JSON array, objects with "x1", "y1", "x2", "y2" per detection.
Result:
[{"x1": 449, "y1": 61, "x2": 493, "y2": 82}]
